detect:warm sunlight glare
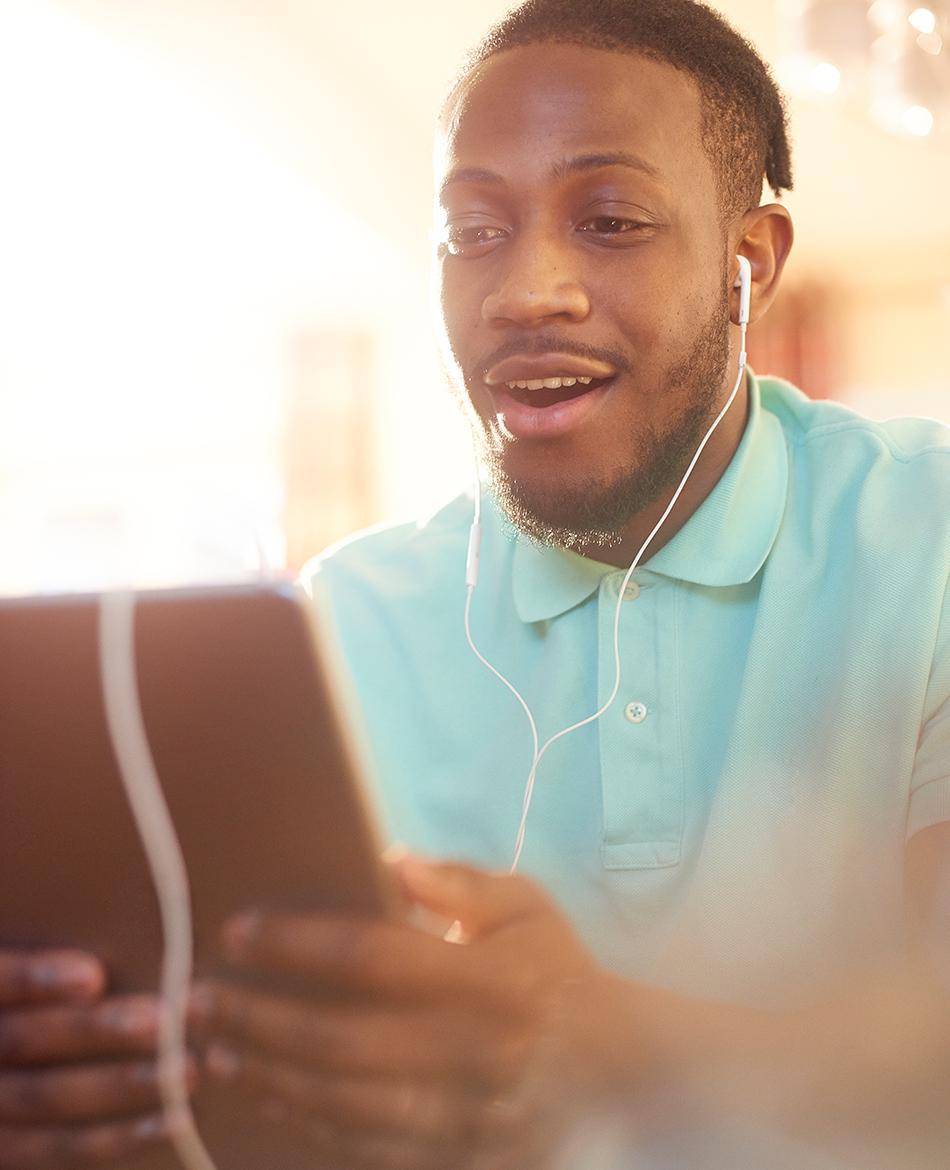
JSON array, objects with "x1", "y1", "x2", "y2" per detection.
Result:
[{"x1": 0, "y1": 2, "x2": 399, "y2": 592}]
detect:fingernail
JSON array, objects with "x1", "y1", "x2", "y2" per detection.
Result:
[
  {"x1": 104, "y1": 997, "x2": 159, "y2": 1037},
  {"x1": 206, "y1": 1043, "x2": 240, "y2": 1080},
  {"x1": 382, "y1": 841, "x2": 409, "y2": 863},
  {"x1": 132, "y1": 1114, "x2": 168, "y2": 1142},
  {"x1": 221, "y1": 912, "x2": 261, "y2": 958},
  {"x1": 129, "y1": 1061, "x2": 159, "y2": 1087},
  {"x1": 443, "y1": 919, "x2": 466, "y2": 944},
  {"x1": 398, "y1": 855, "x2": 440, "y2": 888},
  {"x1": 128, "y1": 1053, "x2": 198, "y2": 1088},
  {"x1": 31, "y1": 954, "x2": 102, "y2": 994}
]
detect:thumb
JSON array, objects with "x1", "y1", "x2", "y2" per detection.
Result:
[{"x1": 391, "y1": 855, "x2": 546, "y2": 937}]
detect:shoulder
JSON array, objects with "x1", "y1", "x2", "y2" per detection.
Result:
[
  {"x1": 758, "y1": 374, "x2": 950, "y2": 631},
  {"x1": 299, "y1": 493, "x2": 474, "y2": 611},
  {"x1": 298, "y1": 495, "x2": 481, "y2": 714},
  {"x1": 759, "y1": 376, "x2": 950, "y2": 468},
  {"x1": 760, "y1": 377, "x2": 950, "y2": 535}
]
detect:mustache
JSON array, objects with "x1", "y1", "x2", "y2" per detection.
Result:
[{"x1": 474, "y1": 334, "x2": 633, "y2": 379}]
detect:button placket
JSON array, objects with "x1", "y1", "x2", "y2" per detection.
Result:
[{"x1": 596, "y1": 576, "x2": 683, "y2": 870}]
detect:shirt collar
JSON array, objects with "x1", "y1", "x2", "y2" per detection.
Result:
[{"x1": 512, "y1": 371, "x2": 789, "y2": 623}]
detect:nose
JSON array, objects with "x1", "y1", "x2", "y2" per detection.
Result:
[{"x1": 481, "y1": 237, "x2": 591, "y2": 327}]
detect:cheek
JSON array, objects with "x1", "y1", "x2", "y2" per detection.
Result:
[
  {"x1": 439, "y1": 269, "x2": 489, "y2": 361},
  {"x1": 598, "y1": 281, "x2": 668, "y2": 363},
  {"x1": 602, "y1": 277, "x2": 709, "y2": 370}
]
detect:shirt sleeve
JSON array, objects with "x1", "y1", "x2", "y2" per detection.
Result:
[{"x1": 907, "y1": 576, "x2": 950, "y2": 841}]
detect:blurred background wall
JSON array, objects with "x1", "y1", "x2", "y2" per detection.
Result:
[{"x1": 1, "y1": 0, "x2": 947, "y2": 591}]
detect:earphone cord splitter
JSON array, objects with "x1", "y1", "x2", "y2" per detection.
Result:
[{"x1": 465, "y1": 320, "x2": 748, "y2": 873}]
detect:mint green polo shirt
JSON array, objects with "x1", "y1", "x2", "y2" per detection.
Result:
[{"x1": 303, "y1": 374, "x2": 950, "y2": 1010}]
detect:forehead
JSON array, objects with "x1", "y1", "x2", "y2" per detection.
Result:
[{"x1": 438, "y1": 43, "x2": 709, "y2": 195}]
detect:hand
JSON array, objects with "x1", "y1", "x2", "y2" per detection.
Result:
[
  {"x1": 0, "y1": 948, "x2": 187, "y2": 1168},
  {"x1": 193, "y1": 857, "x2": 627, "y2": 1170}
]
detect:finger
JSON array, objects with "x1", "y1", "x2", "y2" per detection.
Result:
[
  {"x1": 392, "y1": 858, "x2": 548, "y2": 937},
  {"x1": 0, "y1": 952, "x2": 105, "y2": 1009},
  {"x1": 0, "y1": 1057, "x2": 195, "y2": 1125},
  {"x1": 206, "y1": 1058, "x2": 476, "y2": 1170},
  {"x1": 0, "y1": 1113, "x2": 168, "y2": 1169},
  {"x1": 291, "y1": 1115, "x2": 453, "y2": 1170},
  {"x1": 205, "y1": 1046, "x2": 484, "y2": 1141},
  {"x1": 218, "y1": 913, "x2": 494, "y2": 1002},
  {"x1": 253, "y1": 1087, "x2": 539, "y2": 1170},
  {"x1": 0, "y1": 996, "x2": 160, "y2": 1066},
  {"x1": 196, "y1": 982, "x2": 526, "y2": 1088},
  {"x1": 469, "y1": 1122, "x2": 566, "y2": 1170}
]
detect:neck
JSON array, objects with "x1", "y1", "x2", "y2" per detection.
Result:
[{"x1": 574, "y1": 372, "x2": 750, "y2": 569}]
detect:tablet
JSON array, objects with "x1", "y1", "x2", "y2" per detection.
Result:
[{"x1": 0, "y1": 580, "x2": 395, "y2": 1169}]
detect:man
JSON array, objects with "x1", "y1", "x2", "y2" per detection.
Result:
[{"x1": 2, "y1": 1, "x2": 948, "y2": 1168}]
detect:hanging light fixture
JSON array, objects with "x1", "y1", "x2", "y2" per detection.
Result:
[{"x1": 779, "y1": 0, "x2": 949, "y2": 139}]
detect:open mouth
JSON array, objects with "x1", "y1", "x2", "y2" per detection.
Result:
[
  {"x1": 482, "y1": 356, "x2": 618, "y2": 440},
  {"x1": 503, "y1": 376, "x2": 611, "y2": 409}
]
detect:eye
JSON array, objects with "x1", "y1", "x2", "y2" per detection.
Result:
[
  {"x1": 577, "y1": 215, "x2": 651, "y2": 238},
  {"x1": 442, "y1": 224, "x2": 509, "y2": 258}
]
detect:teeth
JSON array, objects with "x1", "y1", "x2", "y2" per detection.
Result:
[{"x1": 505, "y1": 375, "x2": 594, "y2": 391}]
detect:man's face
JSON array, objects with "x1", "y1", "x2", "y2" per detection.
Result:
[{"x1": 435, "y1": 43, "x2": 736, "y2": 551}]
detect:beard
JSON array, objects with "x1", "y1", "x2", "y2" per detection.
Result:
[{"x1": 471, "y1": 294, "x2": 732, "y2": 554}]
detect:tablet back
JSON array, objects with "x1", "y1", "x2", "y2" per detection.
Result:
[{"x1": 0, "y1": 581, "x2": 391, "y2": 1169}]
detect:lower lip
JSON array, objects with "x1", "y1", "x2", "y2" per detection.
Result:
[{"x1": 488, "y1": 382, "x2": 612, "y2": 440}]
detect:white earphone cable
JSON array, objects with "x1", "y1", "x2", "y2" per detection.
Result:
[
  {"x1": 98, "y1": 590, "x2": 218, "y2": 1170},
  {"x1": 466, "y1": 313, "x2": 748, "y2": 872}
]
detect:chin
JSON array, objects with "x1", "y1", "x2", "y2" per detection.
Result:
[{"x1": 484, "y1": 458, "x2": 658, "y2": 553}]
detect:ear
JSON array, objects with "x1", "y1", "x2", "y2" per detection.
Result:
[{"x1": 732, "y1": 204, "x2": 794, "y2": 326}]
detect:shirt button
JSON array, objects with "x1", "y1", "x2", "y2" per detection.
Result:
[
  {"x1": 623, "y1": 581, "x2": 641, "y2": 601},
  {"x1": 624, "y1": 701, "x2": 648, "y2": 724}
]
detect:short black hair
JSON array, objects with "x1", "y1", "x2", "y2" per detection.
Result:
[{"x1": 450, "y1": 0, "x2": 793, "y2": 223}]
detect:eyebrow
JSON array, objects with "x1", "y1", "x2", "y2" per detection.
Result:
[
  {"x1": 439, "y1": 150, "x2": 663, "y2": 199},
  {"x1": 553, "y1": 151, "x2": 663, "y2": 182}
]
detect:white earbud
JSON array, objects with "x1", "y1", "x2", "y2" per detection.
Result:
[{"x1": 735, "y1": 254, "x2": 752, "y2": 326}]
